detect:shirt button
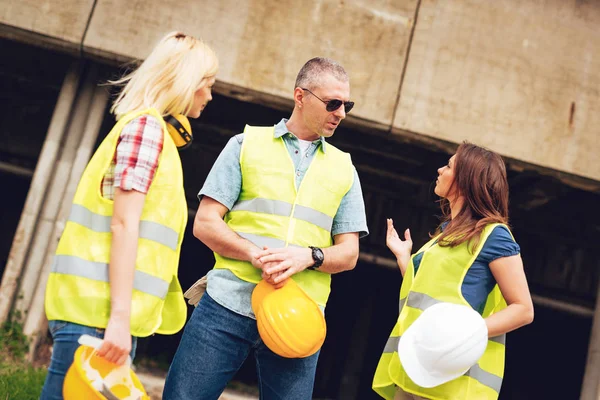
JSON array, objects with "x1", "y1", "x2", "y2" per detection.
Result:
[
  {"x1": 296, "y1": 172, "x2": 301, "y2": 176},
  {"x1": 295, "y1": 150, "x2": 298, "y2": 154},
  {"x1": 305, "y1": 153, "x2": 309, "y2": 157}
]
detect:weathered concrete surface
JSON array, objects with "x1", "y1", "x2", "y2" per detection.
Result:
[
  {"x1": 0, "y1": 0, "x2": 94, "y2": 45},
  {"x1": 83, "y1": 0, "x2": 417, "y2": 125},
  {"x1": 394, "y1": 0, "x2": 600, "y2": 181},
  {"x1": 1, "y1": 0, "x2": 599, "y2": 182}
]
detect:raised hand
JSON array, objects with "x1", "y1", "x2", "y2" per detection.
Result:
[{"x1": 386, "y1": 218, "x2": 413, "y2": 270}]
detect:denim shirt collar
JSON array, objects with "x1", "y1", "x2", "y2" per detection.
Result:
[{"x1": 274, "y1": 118, "x2": 327, "y2": 153}]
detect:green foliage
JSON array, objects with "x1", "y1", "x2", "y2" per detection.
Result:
[
  {"x1": 0, "y1": 363, "x2": 46, "y2": 400},
  {"x1": 0, "y1": 311, "x2": 47, "y2": 399},
  {"x1": 0, "y1": 311, "x2": 30, "y2": 360}
]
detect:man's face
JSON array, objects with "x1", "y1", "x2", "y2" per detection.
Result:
[{"x1": 301, "y1": 73, "x2": 350, "y2": 138}]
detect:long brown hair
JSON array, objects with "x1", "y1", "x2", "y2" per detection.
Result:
[{"x1": 434, "y1": 142, "x2": 509, "y2": 252}]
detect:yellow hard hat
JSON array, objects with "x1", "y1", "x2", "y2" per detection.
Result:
[
  {"x1": 251, "y1": 277, "x2": 277, "y2": 314},
  {"x1": 63, "y1": 344, "x2": 149, "y2": 400},
  {"x1": 252, "y1": 279, "x2": 326, "y2": 358}
]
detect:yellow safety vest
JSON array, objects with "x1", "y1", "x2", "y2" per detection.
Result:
[
  {"x1": 213, "y1": 125, "x2": 354, "y2": 306},
  {"x1": 373, "y1": 223, "x2": 509, "y2": 400},
  {"x1": 45, "y1": 108, "x2": 188, "y2": 337}
]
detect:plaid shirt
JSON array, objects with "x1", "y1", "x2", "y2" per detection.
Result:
[{"x1": 101, "y1": 115, "x2": 163, "y2": 199}]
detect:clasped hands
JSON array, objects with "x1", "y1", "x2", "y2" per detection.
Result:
[{"x1": 251, "y1": 246, "x2": 313, "y2": 289}]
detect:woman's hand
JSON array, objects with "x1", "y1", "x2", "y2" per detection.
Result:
[
  {"x1": 386, "y1": 218, "x2": 413, "y2": 275},
  {"x1": 96, "y1": 313, "x2": 131, "y2": 365}
]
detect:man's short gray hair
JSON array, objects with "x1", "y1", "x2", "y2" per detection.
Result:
[{"x1": 294, "y1": 57, "x2": 349, "y2": 90}]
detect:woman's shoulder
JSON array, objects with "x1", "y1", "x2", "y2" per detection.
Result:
[
  {"x1": 489, "y1": 223, "x2": 513, "y2": 238},
  {"x1": 121, "y1": 113, "x2": 164, "y2": 136},
  {"x1": 126, "y1": 112, "x2": 163, "y2": 126},
  {"x1": 478, "y1": 224, "x2": 520, "y2": 263}
]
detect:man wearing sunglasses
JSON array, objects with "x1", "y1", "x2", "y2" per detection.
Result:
[{"x1": 164, "y1": 57, "x2": 368, "y2": 400}]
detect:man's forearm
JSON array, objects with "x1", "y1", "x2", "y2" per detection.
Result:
[
  {"x1": 318, "y1": 240, "x2": 359, "y2": 274},
  {"x1": 195, "y1": 215, "x2": 258, "y2": 262}
]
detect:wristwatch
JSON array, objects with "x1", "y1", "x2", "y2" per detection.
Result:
[{"x1": 308, "y1": 246, "x2": 324, "y2": 270}]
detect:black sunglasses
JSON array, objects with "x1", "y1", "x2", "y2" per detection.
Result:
[{"x1": 301, "y1": 88, "x2": 354, "y2": 113}]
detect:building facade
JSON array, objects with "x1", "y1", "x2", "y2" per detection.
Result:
[{"x1": 0, "y1": 1, "x2": 599, "y2": 399}]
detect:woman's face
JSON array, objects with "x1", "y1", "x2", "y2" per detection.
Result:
[
  {"x1": 188, "y1": 76, "x2": 216, "y2": 118},
  {"x1": 434, "y1": 154, "x2": 457, "y2": 198}
]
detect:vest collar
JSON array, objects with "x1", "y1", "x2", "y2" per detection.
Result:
[{"x1": 274, "y1": 118, "x2": 327, "y2": 153}]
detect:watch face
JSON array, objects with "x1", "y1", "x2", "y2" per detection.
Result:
[
  {"x1": 315, "y1": 248, "x2": 324, "y2": 261},
  {"x1": 311, "y1": 247, "x2": 324, "y2": 267}
]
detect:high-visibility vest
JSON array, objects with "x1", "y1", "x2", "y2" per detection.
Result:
[
  {"x1": 45, "y1": 108, "x2": 188, "y2": 337},
  {"x1": 373, "y1": 223, "x2": 509, "y2": 400},
  {"x1": 213, "y1": 125, "x2": 354, "y2": 306}
]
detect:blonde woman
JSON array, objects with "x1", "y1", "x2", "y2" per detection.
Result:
[{"x1": 40, "y1": 32, "x2": 218, "y2": 400}]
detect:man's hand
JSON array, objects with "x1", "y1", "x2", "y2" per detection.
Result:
[
  {"x1": 250, "y1": 248, "x2": 265, "y2": 270},
  {"x1": 257, "y1": 247, "x2": 313, "y2": 284},
  {"x1": 249, "y1": 247, "x2": 286, "y2": 288},
  {"x1": 261, "y1": 270, "x2": 287, "y2": 289}
]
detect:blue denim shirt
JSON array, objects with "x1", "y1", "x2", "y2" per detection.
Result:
[{"x1": 198, "y1": 119, "x2": 369, "y2": 318}]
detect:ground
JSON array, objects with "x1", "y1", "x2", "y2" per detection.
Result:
[
  {"x1": 0, "y1": 328, "x2": 258, "y2": 400},
  {"x1": 134, "y1": 362, "x2": 259, "y2": 400}
]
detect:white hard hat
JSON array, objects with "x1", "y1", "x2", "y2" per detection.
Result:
[{"x1": 398, "y1": 302, "x2": 488, "y2": 388}]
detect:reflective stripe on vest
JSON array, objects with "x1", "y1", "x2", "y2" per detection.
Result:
[
  {"x1": 465, "y1": 364, "x2": 503, "y2": 393},
  {"x1": 69, "y1": 204, "x2": 178, "y2": 250},
  {"x1": 399, "y1": 297, "x2": 406, "y2": 314},
  {"x1": 405, "y1": 291, "x2": 438, "y2": 312},
  {"x1": 383, "y1": 336, "x2": 399, "y2": 353},
  {"x1": 51, "y1": 255, "x2": 169, "y2": 299},
  {"x1": 232, "y1": 198, "x2": 333, "y2": 232},
  {"x1": 237, "y1": 232, "x2": 301, "y2": 249}
]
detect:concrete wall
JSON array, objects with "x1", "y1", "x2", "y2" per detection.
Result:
[
  {"x1": 0, "y1": 0, "x2": 598, "y2": 181},
  {"x1": 82, "y1": 0, "x2": 417, "y2": 126},
  {"x1": 0, "y1": 0, "x2": 93, "y2": 49},
  {"x1": 394, "y1": 0, "x2": 600, "y2": 183}
]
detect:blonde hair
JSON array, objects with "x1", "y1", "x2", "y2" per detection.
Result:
[{"x1": 110, "y1": 31, "x2": 219, "y2": 119}]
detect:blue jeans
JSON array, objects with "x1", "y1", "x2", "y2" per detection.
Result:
[
  {"x1": 163, "y1": 293, "x2": 320, "y2": 400},
  {"x1": 40, "y1": 320, "x2": 138, "y2": 400}
]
